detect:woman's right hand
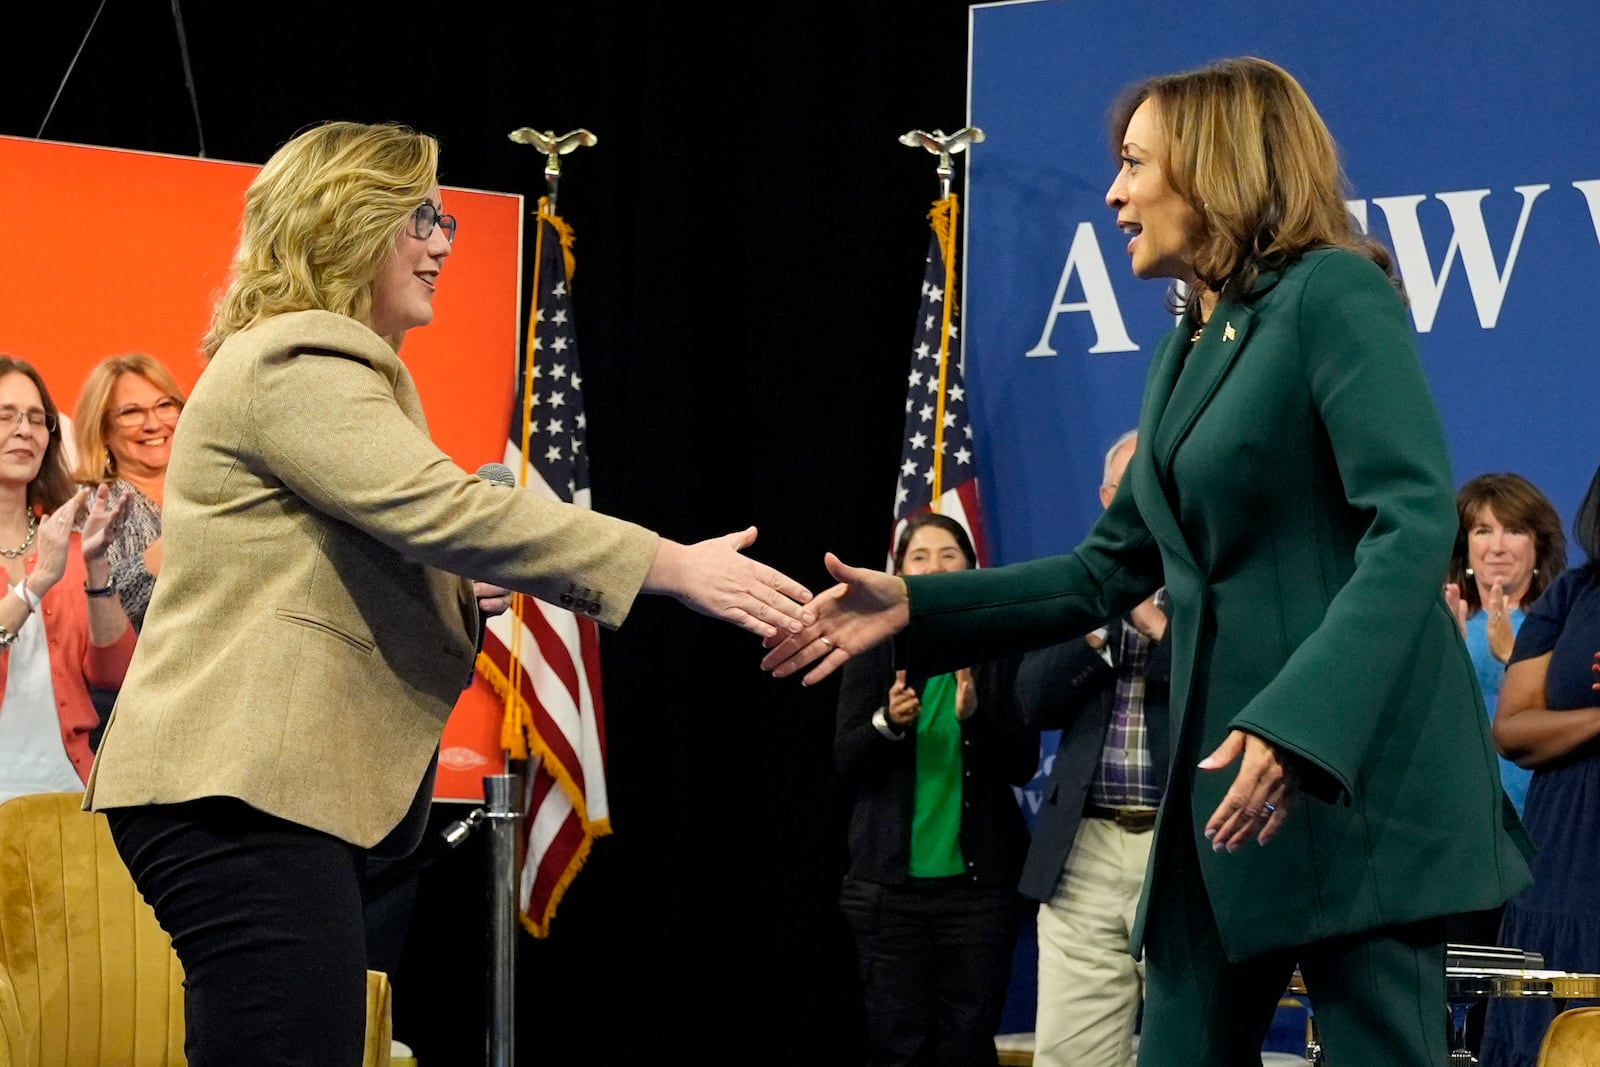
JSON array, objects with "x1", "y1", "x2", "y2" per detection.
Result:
[
  {"x1": 1443, "y1": 582, "x2": 1468, "y2": 638},
  {"x1": 1485, "y1": 580, "x2": 1516, "y2": 663},
  {"x1": 761, "y1": 553, "x2": 911, "y2": 686},
  {"x1": 30, "y1": 489, "x2": 88, "y2": 595},
  {"x1": 887, "y1": 670, "x2": 921, "y2": 727}
]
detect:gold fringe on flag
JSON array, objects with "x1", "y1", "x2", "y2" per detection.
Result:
[{"x1": 928, "y1": 194, "x2": 960, "y2": 506}]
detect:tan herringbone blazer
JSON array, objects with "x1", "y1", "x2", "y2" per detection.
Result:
[{"x1": 84, "y1": 310, "x2": 658, "y2": 847}]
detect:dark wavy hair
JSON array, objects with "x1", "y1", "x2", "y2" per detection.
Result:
[
  {"x1": 1447, "y1": 473, "x2": 1567, "y2": 615},
  {"x1": 0, "y1": 356, "x2": 75, "y2": 513},
  {"x1": 892, "y1": 513, "x2": 977, "y2": 575},
  {"x1": 1575, "y1": 462, "x2": 1600, "y2": 566},
  {"x1": 1109, "y1": 56, "x2": 1402, "y2": 321}
]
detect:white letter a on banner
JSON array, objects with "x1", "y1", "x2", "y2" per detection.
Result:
[{"x1": 1026, "y1": 222, "x2": 1139, "y2": 356}]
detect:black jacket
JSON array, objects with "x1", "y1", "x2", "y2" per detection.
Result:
[{"x1": 834, "y1": 640, "x2": 1034, "y2": 887}]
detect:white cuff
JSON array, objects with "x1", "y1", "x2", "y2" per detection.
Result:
[
  {"x1": 12, "y1": 580, "x2": 39, "y2": 613},
  {"x1": 872, "y1": 706, "x2": 906, "y2": 740}
]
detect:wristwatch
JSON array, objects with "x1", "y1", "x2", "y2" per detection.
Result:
[{"x1": 871, "y1": 706, "x2": 906, "y2": 740}]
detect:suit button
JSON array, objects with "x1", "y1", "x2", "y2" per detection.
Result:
[
  {"x1": 559, "y1": 594, "x2": 574, "y2": 607},
  {"x1": 587, "y1": 602, "x2": 600, "y2": 616}
]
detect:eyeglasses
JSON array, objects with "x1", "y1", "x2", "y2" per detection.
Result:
[
  {"x1": 110, "y1": 397, "x2": 183, "y2": 428},
  {"x1": 410, "y1": 203, "x2": 458, "y2": 243},
  {"x1": 0, "y1": 406, "x2": 56, "y2": 433}
]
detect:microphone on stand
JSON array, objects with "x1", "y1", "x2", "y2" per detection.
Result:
[{"x1": 475, "y1": 462, "x2": 516, "y2": 489}]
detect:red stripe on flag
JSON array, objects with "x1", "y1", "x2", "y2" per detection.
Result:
[
  {"x1": 528, "y1": 811, "x2": 586, "y2": 906},
  {"x1": 480, "y1": 627, "x2": 583, "y2": 781}
]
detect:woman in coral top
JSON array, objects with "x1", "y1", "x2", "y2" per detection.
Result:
[{"x1": 0, "y1": 356, "x2": 134, "y2": 803}]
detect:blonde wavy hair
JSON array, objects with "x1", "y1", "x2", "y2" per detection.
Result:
[
  {"x1": 1110, "y1": 56, "x2": 1400, "y2": 317},
  {"x1": 201, "y1": 121, "x2": 440, "y2": 360},
  {"x1": 72, "y1": 353, "x2": 187, "y2": 484}
]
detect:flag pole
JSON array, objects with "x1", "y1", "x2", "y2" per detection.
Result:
[
  {"x1": 897, "y1": 127, "x2": 985, "y2": 506},
  {"x1": 478, "y1": 125, "x2": 603, "y2": 1067}
]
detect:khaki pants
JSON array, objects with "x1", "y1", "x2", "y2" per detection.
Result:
[{"x1": 1034, "y1": 816, "x2": 1153, "y2": 1067}]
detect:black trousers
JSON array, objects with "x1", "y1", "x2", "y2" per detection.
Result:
[
  {"x1": 840, "y1": 875, "x2": 1022, "y2": 1067},
  {"x1": 107, "y1": 798, "x2": 370, "y2": 1067}
]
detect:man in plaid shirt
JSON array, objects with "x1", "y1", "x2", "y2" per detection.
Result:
[{"x1": 1014, "y1": 429, "x2": 1171, "y2": 1067}]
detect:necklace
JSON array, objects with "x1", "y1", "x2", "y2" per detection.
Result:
[{"x1": 1, "y1": 513, "x2": 37, "y2": 559}]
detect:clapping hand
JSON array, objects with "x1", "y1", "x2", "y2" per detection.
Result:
[
  {"x1": 1485, "y1": 580, "x2": 1515, "y2": 663},
  {"x1": 77, "y1": 484, "x2": 131, "y2": 563},
  {"x1": 1443, "y1": 582, "x2": 1468, "y2": 638},
  {"x1": 27, "y1": 486, "x2": 126, "y2": 598},
  {"x1": 887, "y1": 670, "x2": 921, "y2": 727},
  {"x1": 954, "y1": 667, "x2": 977, "y2": 720}
]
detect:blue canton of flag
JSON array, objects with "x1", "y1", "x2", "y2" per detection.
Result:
[
  {"x1": 891, "y1": 196, "x2": 987, "y2": 566},
  {"x1": 517, "y1": 218, "x2": 590, "y2": 506}
]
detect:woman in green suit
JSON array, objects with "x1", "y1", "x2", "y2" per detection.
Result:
[{"x1": 766, "y1": 57, "x2": 1532, "y2": 1065}]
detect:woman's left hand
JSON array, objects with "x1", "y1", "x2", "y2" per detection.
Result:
[
  {"x1": 954, "y1": 667, "x2": 977, "y2": 720},
  {"x1": 473, "y1": 581, "x2": 513, "y2": 616},
  {"x1": 78, "y1": 484, "x2": 130, "y2": 562},
  {"x1": 1198, "y1": 729, "x2": 1301, "y2": 851}
]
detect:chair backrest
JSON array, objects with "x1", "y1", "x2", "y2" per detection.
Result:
[
  {"x1": 0, "y1": 792, "x2": 185, "y2": 1067},
  {"x1": 0, "y1": 964, "x2": 34, "y2": 1067},
  {"x1": 1539, "y1": 1006, "x2": 1600, "y2": 1067}
]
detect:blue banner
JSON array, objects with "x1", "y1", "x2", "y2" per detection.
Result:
[{"x1": 966, "y1": 0, "x2": 1600, "y2": 570}]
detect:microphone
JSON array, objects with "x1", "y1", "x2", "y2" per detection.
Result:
[{"x1": 475, "y1": 462, "x2": 516, "y2": 488}]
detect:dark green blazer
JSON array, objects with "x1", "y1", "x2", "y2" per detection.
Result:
[{"x1": 901, "y1": 249, "x2": 1533, "y2": 961}]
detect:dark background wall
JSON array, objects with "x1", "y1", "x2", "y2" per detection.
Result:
[{"x1": 7, "y1": 2, "x2": 987, "y2": 1062}]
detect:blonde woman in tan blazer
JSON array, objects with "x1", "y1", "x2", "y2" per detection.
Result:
[{"x1": 83, "y1": 121, "x2": 814, "y2": 1067}]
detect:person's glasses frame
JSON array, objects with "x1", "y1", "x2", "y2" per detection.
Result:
[
  {"x1": 411, "y1": 203, "x2": 458, "y2": 244},
  {"x1": 110, "y1": 397, "x2": 183, "y2": 429},
  {"x1": 0, "y1": 406, "x2": 57, "y2": 434}
]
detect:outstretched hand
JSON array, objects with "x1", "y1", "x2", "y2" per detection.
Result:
[
  {"x1": 644, "y1": 526, "x2": 815, "y2": 640},
  {"x1": 760, "y1": 553, "x2": 911, "y2": 686},
  {"x1": 1198, "y1": 729, "x2": 1301, "y2": 851}
]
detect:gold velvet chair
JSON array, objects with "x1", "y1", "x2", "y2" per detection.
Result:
[
  {"x1": 1539, "y1": 1006, "x2": 1600, "y2": 1066},
  {"x1": 0, "y1": 792, "x2": 391, "y2": 1067}
]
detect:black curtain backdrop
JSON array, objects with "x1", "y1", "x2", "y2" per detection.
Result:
[{"x1": 8, "y1": 1, "x2": 988, "y2": 1062}]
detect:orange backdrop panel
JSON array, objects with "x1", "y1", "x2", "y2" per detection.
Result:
[{"x1": 0, "y1": 135, "x2": 523, "y2": 801}]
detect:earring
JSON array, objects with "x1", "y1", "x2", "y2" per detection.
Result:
[{"x1": 1465, "y1": 567, "x2": 1474, "y2": 576}]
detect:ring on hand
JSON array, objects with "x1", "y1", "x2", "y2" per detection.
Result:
[
  {"x1": 819, "y1": 637, "x2": 834, "y2": 651},
  {"x1": 1263, "y1": 802, "x2": 1278, "y2": 814}
]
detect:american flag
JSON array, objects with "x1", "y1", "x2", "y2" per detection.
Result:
[
  {"x1": 474, "y1": 197, "x2": 610, "y2": 937},
  {"x1": 891, "y1": 194, "x2": 987, "y2": 566}
]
